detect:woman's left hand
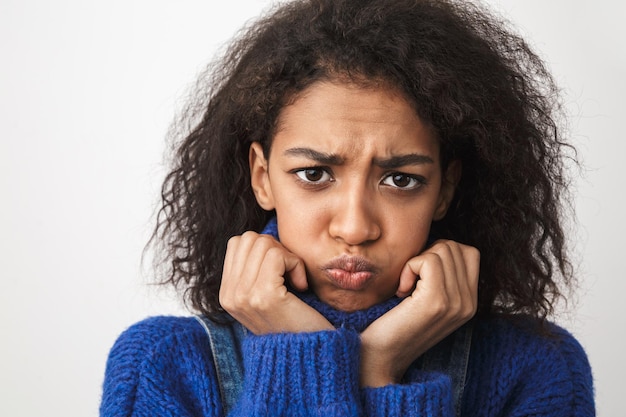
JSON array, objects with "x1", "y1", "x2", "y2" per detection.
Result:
[{"x1": 359, "y1": 240, "x2": 479, "y2": 387}]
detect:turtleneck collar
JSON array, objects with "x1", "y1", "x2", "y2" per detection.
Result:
[
  {"x1": 297, "y1": 291, "x2": 401, "y2": 332},
  {"x1": 262, "y1": 217, "x2": 401, "y2": 332}
]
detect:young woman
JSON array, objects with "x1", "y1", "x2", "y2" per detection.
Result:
[{"x1": 100, "y1": 0, "x2": 594, "y2": 415}]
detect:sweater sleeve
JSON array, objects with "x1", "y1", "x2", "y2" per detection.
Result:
[
  {"x1": 230, "y1": 327, "x2": 362, "y2": 416},
  {"x1": 100, "y1": 316, "x2": 223, "y2": 417},
  {"x1": 360, "y1": 373, "x2": 454, "y2": 417},
  {"x1": 230, "y1": 326, "x2": 456, "y2": 417}
]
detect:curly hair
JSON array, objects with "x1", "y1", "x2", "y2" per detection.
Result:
[{"x1": 151, "y1": 0, "x2": 576, "y2": 320}]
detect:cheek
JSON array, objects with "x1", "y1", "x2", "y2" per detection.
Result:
[
  {"x1": 273, "y1": 194, "x2": 325, "y2": 246},
  {"x1": 386, "y1": 211, "x2": 433, "y2": 254}
]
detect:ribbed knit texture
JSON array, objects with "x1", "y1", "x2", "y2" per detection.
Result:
[{"x1": 101, "y1": 297, "x2": 594, "y2": 416}]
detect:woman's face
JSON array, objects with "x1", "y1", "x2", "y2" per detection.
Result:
[{"x1": 250, "y1": 81, "x2": 457, "y2": 311}]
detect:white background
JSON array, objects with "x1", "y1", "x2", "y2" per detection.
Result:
[{"x1": 1, "y1": 1, "x2": 623, "y2": 415}]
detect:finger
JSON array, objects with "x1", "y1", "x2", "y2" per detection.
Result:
[
  {"x1": 427, "y1": 241, "x2": 459, "y2": 298},
  {"x1": 396, "y1": 261, "x2": 418, "y2": 298},
  {"x1": 445, "y1": 241, "x2": 470, "y2": 300},
  {"x1": 434, "y1": 241, "x2": 479, "y2": 318},
  {"x1": 222, "y1": 234, "x2": 243, "y2": 278},
  {"x1": 284, "y1": 252, "x2": 308, "y2": 291},
  {"x1": 221, "y1": 235, "x2": 243, "y2": 300},
  {"x1": 446, "y1": 241, "x2": 476, "y2": 320},
  {"x1": 252, "y1": 245, "x2": 308, "y2": 293},
  {"x1": 401, "y1": 253, "x2": 447, "y2": 298},
  {"x1": 236, "y1": 234, "x2": 277, "y2": 292},
  {"x1": 461, "y1": 245, "x2": 480, "y2": 286},
  {"x1": 225, "y1": 231, "x2": 259, "y2": 284},
  {"x1": 224, "y1": 235, "x2": 282, "y2": 325},
  {"x1": 223, "y1": 233, "x2": 275, "y2": 312},
  {"x1": 438, "y1": 241, "x2": 480, "y2": 322},
  {"x1": 460, "y1": 245, "x2": 480, "y2": 309}
]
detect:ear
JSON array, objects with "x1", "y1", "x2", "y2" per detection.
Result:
[
  {"x1": 249, "y1": 142, "x2": 275, "y2": 210},
  {"x1": 433, "y1": 159, "x2": 462, "y2": 221}
]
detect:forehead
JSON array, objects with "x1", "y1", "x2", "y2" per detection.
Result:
[{"x1": 272, "y1": 81, "x2": 439, "y2": 158}]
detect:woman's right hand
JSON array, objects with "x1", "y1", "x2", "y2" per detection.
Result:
[{"x1": 220, "y1": 231, "x2": 333, "y2": 335}]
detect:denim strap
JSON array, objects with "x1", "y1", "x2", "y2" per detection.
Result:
[
  {"x1": 195, "y1": 315, "x2": 247, "y2": 416},
  {"x1": 417, "y1": 320, "x2": 474, "y2": 417}
]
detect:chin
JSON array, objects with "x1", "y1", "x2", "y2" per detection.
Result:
[{"x1": 320, "y1": 291, "x2": 384, "y2": 312}]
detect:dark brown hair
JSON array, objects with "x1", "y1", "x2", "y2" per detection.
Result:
[{"x1": 152, "y1": 0, "x2": 576, "y2": 320}]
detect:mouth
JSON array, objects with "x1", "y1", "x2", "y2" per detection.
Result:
[{"x1": 320, "y1": 255, "x2": 378, "y2": 291}]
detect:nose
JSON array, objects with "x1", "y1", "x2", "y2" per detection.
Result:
[{"x1": 329, "y1": 186, "x2": 381, "y2": 246}]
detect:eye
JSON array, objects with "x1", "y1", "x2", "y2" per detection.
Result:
[
  {"x1": 294, "y1": 168, "x2": 333, "y2": 183},
  {"x1": 381, "y1": 172, "x2": 424, "y2": 190}
]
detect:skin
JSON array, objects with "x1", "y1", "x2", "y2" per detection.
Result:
[{"x1": 220, "y1": 80, "x2": 479, "y2": 387}]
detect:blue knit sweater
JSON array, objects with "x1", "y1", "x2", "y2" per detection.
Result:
[{"x1": 100, "y1": 291, "x2": 594, "y2": 416}]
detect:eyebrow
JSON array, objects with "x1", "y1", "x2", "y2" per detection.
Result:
[
  {"x1": 283, "y1": 147, "x2": 345, "y2": 165},
  {"x1": 373, "y1": 154, "x2": 434, "y2": 169},
  {"x1": 283, "y1": 147, "x2": 434, "y2": 168}
]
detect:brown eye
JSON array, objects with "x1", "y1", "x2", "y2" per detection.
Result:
[
  {"x1": 391, "y1": 174, "x2": 411, "y2": 187},
  {"x1": 304, "y1": 169, "x2": 323, "y2": 181},
  {"x1": 382, "y1": 173, "x2": 423, "y2": 190},
  {"x1": 295, "y1": 168, "x2": 332, "y2": 183}
]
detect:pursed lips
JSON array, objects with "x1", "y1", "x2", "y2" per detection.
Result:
[{"x1": 320, "y1": 255, "x2": 378, "y2": 290}]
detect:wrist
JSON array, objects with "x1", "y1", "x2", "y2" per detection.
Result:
[
  {"x1": 359, "y1": 346, "x2": 405, "y2": 388},
  {"x1": 359, "y1": 371, "x2": 398, "y2": 388}
]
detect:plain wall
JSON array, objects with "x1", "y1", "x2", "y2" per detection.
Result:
[{"x1": 1, "y1": 1, "x2": 623, "y2": 415}]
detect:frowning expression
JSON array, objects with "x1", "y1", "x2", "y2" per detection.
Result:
[{"x1": 250, "y1": 81, "x2": 457, "y2": 311}]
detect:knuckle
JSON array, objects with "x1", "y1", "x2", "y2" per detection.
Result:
[
  {"x1": 423, "y1": 252, "x2": 443, "y2": 265},
  {"x1": 248, "y1": 294, "x2": 270, "y2": 311},
  {"x1": 241, "y1": 230, "x2": 258, "y2": 240},
  {"x1": 239, "y1": 230, "x2": 262, "y2": 245},
  {"x1": 465, "y1": 245, "x2": 480, "y2": 261},
  {"x1": 254, "y1": 234, "x2": 278, "y2": 252},
  {"x1": 265, "y1": 246, "x2": 284, "y2": 261},
  {"x1": 233, "y1": 290, "x2": 250, "y2": 306},
  {"x1": 219, "y1": 292, "x2": 233, "y2": 310},
  {"x1": 431, "y1": 238, "x2": 450, "y2": 246},
  {"x1": 226, "y1": 235, "x2": 240, "y2": 249},
  {"x1": 431, "y1": 240, "x2": 453, "y2": 251}
]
